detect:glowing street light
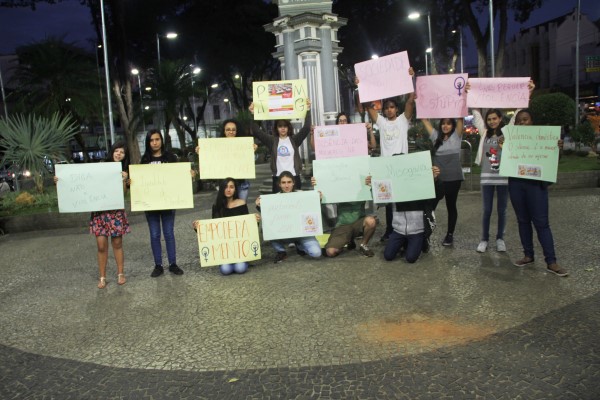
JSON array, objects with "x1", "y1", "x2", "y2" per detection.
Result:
[
  {"x1": 409, "y1": 11, "x2": 434, "y2": 74},
  {"x1": 156, "y1": 31, "x2": 178, "y2": 66},
  {"x1": 131, "y1": 68, "x2": 146, "y2": 131}
]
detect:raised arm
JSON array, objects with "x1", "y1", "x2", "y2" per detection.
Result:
[
  {"x1": 403, "y1": 92, "x2": 416, "y2": 121},
  {"x1": 456, "y1": 118, "x2": 464, "y2": 138},
  {"x1": 422, "y1": 119, "x2": 434, "y2": 135},
  {"x1": 293, "y1": 99, "x2": 313, "y2": 145}
]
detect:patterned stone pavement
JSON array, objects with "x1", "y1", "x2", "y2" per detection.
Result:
[{"x1": 0, "y1": 166, "x2": 598, "y2": 399}]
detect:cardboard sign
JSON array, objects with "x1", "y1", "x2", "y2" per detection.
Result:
[
  {"x1": 196, "y1": 214, "x2": 261, "y2": 267},
  {"x1": 198, "y1": 137, "x2": 256, "y2": 179},
  {"x1": 369, "y1": 151, "x2": 435, "y2": 203},
  {"x1": 260, "y1": 191, "x2": 323, "y2": 241},
  {"x1": 499, "y1": 125, "x2": 560, "y2": 183},
  {"x1": 415, "y1": 73, "x2": 468, "y2": 118},
  {"x1": 56, "y1": 162, "x2": 124, "y2": 213},
  {"x1": 313, "y1": 156, "x2": 372, "y2": 204},
  {"x1": 313, "y1": 123, "x2": 369, "y2": 160},
  {"x1": 354, "y1": 51, "x2": 414, "y2": 103},
  {"x1": 129, "y1": 163, "x2": 194, "y2": 211},
  {"x1": 466, "y1": 77, "x2": 530, "y2": 108},
  {"x1": 252, "y1": 79, "x2": 309, "y2": 120}
]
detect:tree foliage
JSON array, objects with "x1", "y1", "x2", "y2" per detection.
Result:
[{"x1": 529, "y1": 92, "x2": 576, "y2": 127}]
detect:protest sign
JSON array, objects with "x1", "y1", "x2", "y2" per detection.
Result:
[
  {"x1": 415, "y1": 73, "x2": 468, "y2": 118},
  {"x1": 466, "y1": 77, "x2": 530, "y2": 108},
  {"x1": 354, "y1": 51, "x2": 413, "y2": 103},
  {"x1": 499, "y1": 125, "x2": 560, "y2": 183},
  {"x1": 313, "y1": 156, "x2": 372, "y2": 204},
  {"x1": 252, "y1": 79, "x2": 309, "y2": 120},
  {"x1": 313, "y1": 123, "x2": 368, "y2": 160},
  {"x1": 260, "y1": 191, "x2": 323, "y2": 241},
  {"x1": 369, "y1": 151, "x2": 435, "y2": 203},
  {"x1": 129, "y1": 163, "x2": 194, "y2": 211},
  {"x1": 196, "y1": 214, "x2": 261, "y2": 267},
  {"x1": 198, "y1": 137, "x2": 255, "y2": 179},
  {"x1": 56, "y1": 162, "x2": 124, "y2": 213}
]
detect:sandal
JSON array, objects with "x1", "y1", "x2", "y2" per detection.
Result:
[
  {"x1": 98, "y1": 277, "x2": 107, "y2": 289},
  {"x1": 117, "y1": 273, "x2": 126, "y2": 285}
]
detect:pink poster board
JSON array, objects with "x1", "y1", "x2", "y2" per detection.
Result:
[
  {"x1": 354, "y1": 52, "x2": 414, "y2": 103},
  {"x1": 466, "y1": 77, "x2": 530, "y2": 108},
  {"x1": 314, "y1": 123, "x2": 368, "y2": 160},
  {"x1": 415, "y1": 74, "x2": 468, "y2": 118}
]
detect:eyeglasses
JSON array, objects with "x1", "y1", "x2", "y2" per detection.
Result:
[
  {"x1": 224, "y1": 128, "x2": 237, "y2": 132},
  {"x1": 338, "y1": 118, "x2": 348, "y2": 122}
]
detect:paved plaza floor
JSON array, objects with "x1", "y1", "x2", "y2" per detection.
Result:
[{"x1": 1, "y1": 165, "x2": 599, "y2": 399}]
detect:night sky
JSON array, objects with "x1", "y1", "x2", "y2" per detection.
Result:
[{"x1": 0, "y1": 0, "x2": 598, "y2": 58}]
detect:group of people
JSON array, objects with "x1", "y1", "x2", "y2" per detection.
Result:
[{"x1": 71, "y1": 72, "x2": 568, "y2": 289}]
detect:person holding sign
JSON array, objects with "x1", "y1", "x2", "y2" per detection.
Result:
[
  {"x1": 139, "y1": 129, "x2": 185, "y2": 278},
  {"x1": 361, "y1": 68, "x2": 416, "y2": 241},
  {"x1": 195, "y1": 119, "x2": 257, "y2": 201},
  {"x1": 508, "y1": 109, "x2": 568, "y2": 277},
  {"x1": 54, "y1": 142, "x2": 130, "y2": 289},
  {"x1": 193, "y1": 178, "x2": 253, "y2": 275},
  {"x1": 472, "y1": 108, "x2": 508, "y2": 253},
  {"x1": 311, "y1": 177, "x2": 377, "y2": 258},
  {"x1": 421, "y1": 117, "x2": 464, "y2": 246},
  {"x1": 249, "y1": 99, "x2": 312, "y2": 193},
  {"x1": 381, "y1": 166, "x2": 441, "y2": 263},
  {"x1": 256, "y1": 171, "x2": 322, "y2": 263}
]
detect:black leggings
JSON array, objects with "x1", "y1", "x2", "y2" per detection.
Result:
[{"x1": 432, "y1": 180, "x2": 462, "y2": 235}]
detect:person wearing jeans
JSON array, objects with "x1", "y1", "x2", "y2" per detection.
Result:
[{"x1": 139, "y1": 129, "x2": 185, "y2": 277}]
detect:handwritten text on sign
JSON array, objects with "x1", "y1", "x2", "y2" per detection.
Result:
[
  {"x1": 466, "y1": 77, "x2": 530, "y2": 108},
  {"x1": 198, "y1": 137, "x2": 256, "y2": 179},
  {"x1": 369, "y1": 151, "x2": 435, "y2": 203},
  {"x1": 313, "y1": 156, "x2": 372, "y2": 204},
  {"x1": 196, "y1": 214, "x2": 261, "y2": 267},
  {"x1": 314, "y1": 123, "x2": 368, "y2": 160},
  {"x1": 252, "y1": 79, "x2": 309, "y2": 120},
  {"x1": 260, "y1": 191, "x2": 323, "y2": 241},
  {"x1": 415, "y1": 73, "x2": 468, "y2": 118},
  {"x1": 499, "y1": 125, "x2": 560, "y2": 183},
  {"x1": 129, "y1": 163, "x2": 194, "y2": 211},
  {"x1": 354, "y1": 51, "x2": 414, "y2": 103},
  {"x1": 56, "y1": 162, "x2": 124, "y2": 213}
]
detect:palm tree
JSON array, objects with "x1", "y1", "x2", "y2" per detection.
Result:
[
  {"x1": 0, "y1": 113, "x2": 79, "y2": 193},
  {"x1": 151, "y1": 60, "x2": 196, "y2": 152}
]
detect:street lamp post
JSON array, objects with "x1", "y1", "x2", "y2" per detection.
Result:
[
  {"x1": 409, "y1": 12, "x2": 435, "y2": 74},
  {"x1": 191, "y1": 67, "x2": 201, "y2": 130},
  {"x1": 156, "y1": 32, "x2": 178, "y2": 66},
  {"x1": 224, "y1": 98, "x2": 232, "y2": 115},
  {"x1": 425, "y1": 48, "x2": 432, "y2": 75},
  {"x1": 99, "y1": 0, "x2": 115, "y2": 145},
  {"x1": 489, "y1": 0, "x2": 495, "y2": 77},
  {"x1": 131, "y1": 68, "x2": 145, "y2": 132}
]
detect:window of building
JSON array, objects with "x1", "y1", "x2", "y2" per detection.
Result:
[{"x1": 213, "y1": 104, "x2": 220, "y2": 121}]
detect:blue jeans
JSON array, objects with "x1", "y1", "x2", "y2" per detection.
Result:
[
  {"x1": 508, "y1": 178, "x2": 556, "y2": 264},
  {"x1": 271, "y1": 236, "x2": 321, "y2": 258},
  {"x1": 481, "y1": 185, "x2": 508, "y2": 241},
  {"x1": 145, "y1": 210, "x2": 176, "y2": 266},
  {"x1": 220, "y1": 262, "x2": 248, "y2": 275},
  {"x1": 384, "y1": 231, "x2": 424, "y2": 263}
]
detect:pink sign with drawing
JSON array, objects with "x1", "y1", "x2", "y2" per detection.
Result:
[
  {"x1": 415, "y1": 73, "x2": 468, "y2": 118},
  {"x1": 313, "y1": 123, "x2": 368, "y2": 160}
]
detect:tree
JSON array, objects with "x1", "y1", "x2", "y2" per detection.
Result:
[
  {"x1": 570, "y1": 120, "x2": 595, "y2": 150},
  {"x1": 8, "y1": 37, "x2": 101, "y2": 161},
  {"x1": 0, "y1": 113, "x2": 78, "y2": 192},
  {"x1": 529, "y1": 92, "x2": 576, "y2": 127}
]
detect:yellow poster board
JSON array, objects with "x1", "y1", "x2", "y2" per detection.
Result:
[
  {"x1": 196, "y1": 214, "x2": 262, "y2": 267},
  {"x1": 198, "y1": 137, "x2": 256, "y2": 179},
  {"x1": 252, "y1": 79, "x2": 309, "y2": 120},
  {"x1": 129, "y1": 163, "x2": 194, "y2": 211}
]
